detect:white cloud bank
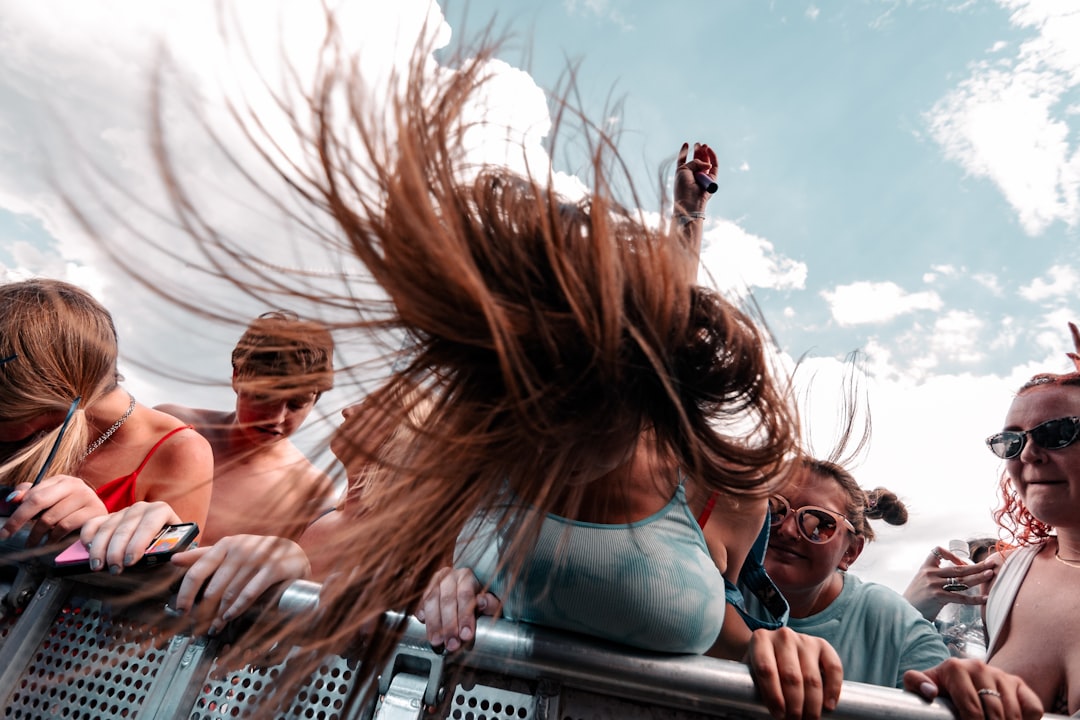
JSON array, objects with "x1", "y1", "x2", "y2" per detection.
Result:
[
  {"x1": 822, "y1": 281, "x2": 943, "y2": 326},
  {"x1": 699, "y1": 219, "x2": 807, "y2": 292},
  {"x1": 925, "y1": 0, "x2": 1080, "y2": 235}
]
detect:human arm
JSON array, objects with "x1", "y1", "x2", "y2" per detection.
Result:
[
  {"x1": 416, "y1": 566, "x2": 502, "y2": 652},
  {"x1": 298, "y1": 505, "x2": 352, "y2": 581},
  {"x1": 902, "y1": 546, "x2": 1001, "y2": 621},
  {"x1": 671, "y1": 141, "x2": 718, "y2": 279},
  {"x1": 903, "y1": 658, "x2": 1041, "y2": 720},
  {"x1": 1068, "y1": 321, "x2": 1080, "y2": 371},
  {"x1": 169, "y1": 534, "x2": 312, "y2": 636},
  {"x1": 0, "y1": 474, "x2": 108, "y2": 546},
  {"x1": 135, "y1": 426, "x2": 213, "y2": 533}
]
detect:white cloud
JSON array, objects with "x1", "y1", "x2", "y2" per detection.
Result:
[
  {"x1": 972, "y1": 272, "x2": 1003, "y2": 295},
  {"x1": 923, "y1": 264, "x2": 957, "y2": 283},
  {"x1": 697, "y1": 218, "x2": 807, "y2": 292},
  {"x1": 1019, "y1": 263, "x2": 1078, "y2": 301},
  {"x1": 821, "y1": 281, "x2": 943, "y2": 326},
  {"x1": 925, "y1": 0, "x2": 1080, "y2": 235},
  {"x1": 563, "y1": 0, "x2": 634, "y2": 31},
  {"x1": 928, "y1": 310, "x2": 985, "y2": 364},
  {"x1": 805, "y1": 6, "x2": 821, "y2": 21}
]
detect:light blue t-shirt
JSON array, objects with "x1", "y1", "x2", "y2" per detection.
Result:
[{"x1": 750, "y1": 573, "x2": 949, "y2": 688}]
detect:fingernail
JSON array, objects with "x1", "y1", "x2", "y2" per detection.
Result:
[
  {"x1": 825, "y1": 697, "x2": 838, "y2": 711},
  {"x1": 446, "y1": 638, "x2": 460, "y2": 652},
  {"x1": 89, "y1": 558, "x2": 103, "y2": 571},
  {"x1": 208, "y1": 624, "x2": 220, "y2": 637},
  {"x1": 430, "y1": 635, "x2": 442, "y2": 647},
  {"x1": 125, "y1": 554, "x2": 136, "y2": 566},
  {"x1": 109, "y1": 564, "x2": 122, "y2": 575},
  {"x1": 4, "y1": 490, "x2": 18, "y2": 502},
  {"x1": 222, "y1": 610, "x2": 235, "y2": 622},
  {"x1": 460, "y1": 626, "x2": 473, "y2": 641},
  {"x1": 476, "y1": 597, "x2": 487, "y2": 612},
  {"x1": 415, "y1": 611, "x2": 425, "y2": 622},
  {"x1": 919, "y1": 681, "x2": 938, "y2": 699}
]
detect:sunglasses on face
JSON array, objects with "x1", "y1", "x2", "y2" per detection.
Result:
[
  {"x1": 768, "y1": 495, "x2": 856, "y2": 545},
  {"x1": 985, "y1": 416, "x2": 1080, "y2": 460}
]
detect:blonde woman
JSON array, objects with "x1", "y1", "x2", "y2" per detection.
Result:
[{"x1": 0, "y1": 279, "x2": 212, "y2": 554}]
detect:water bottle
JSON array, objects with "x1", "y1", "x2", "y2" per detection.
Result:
[{"x1": 933, "y1": 539, "x2": 987, "y2": 659}]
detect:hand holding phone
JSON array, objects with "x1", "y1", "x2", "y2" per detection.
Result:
[{"x1": 55, "y1": 522, "x2": 199, "y2": 570}]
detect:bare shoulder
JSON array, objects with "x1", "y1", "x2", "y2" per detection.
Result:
[
  {"x1": 153, "y1": 404, "x2": 227, "y2": 430},
  {"x1": 139, "y1": 422, "x2": 214, "y2": 474},
  {"x1": 291, "y1": 456, "x2": 337, "y2": 501}
]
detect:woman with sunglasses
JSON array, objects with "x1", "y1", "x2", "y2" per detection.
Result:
[
  {"x1": 0, "y1": 279, "x2": 213, "y2": 551},
  {"x1": 752, "y1": 456, "x2": 1042, "y2": 720},
  {"x1": 756, "y1": 457, "x2": 951, "y2": 688},
  {"x1": 978, "y1": 371, "x2": 1080, "y2": 715}
]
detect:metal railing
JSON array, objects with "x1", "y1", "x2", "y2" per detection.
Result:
[{"x1": 0, "y1": 550, "x2": 1064, "y2": 720}]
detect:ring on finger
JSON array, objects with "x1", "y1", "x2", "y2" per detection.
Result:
[
  {"x1": 977, "y1": 688, "x2": 1001, "y2": 699},
  {"x1": 943, "y1": 577, "x2": 969, "y2": 592}
]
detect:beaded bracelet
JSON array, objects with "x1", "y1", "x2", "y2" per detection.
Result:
[{"x1": 676, "y1": 212, "x2": 706, "y2": 226}]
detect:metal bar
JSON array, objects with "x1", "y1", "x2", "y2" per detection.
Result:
[{"x1": 0, "y1": 576, "x2": 70, "y2": 700}]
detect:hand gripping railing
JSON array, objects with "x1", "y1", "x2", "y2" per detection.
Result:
[{"x1": 0, "y1": 563, "x2": 1068, "y2": 720}]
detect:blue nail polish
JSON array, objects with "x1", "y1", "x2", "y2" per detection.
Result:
[
  {"x1": 5, "y1": 490, "x2": 19, "y2": 502},
  {"x1": 123, "y1": 554, "x2": 134, "y2": 566},
  {"x1": 89, "y1": 558, "x2": 103, "y2": 571},
  {"x1": 694, "y1": 172, "x2": 718, "y2": 194},
  {"x1": 109, "y1": 564, "x2": 122, "y2": 575}
]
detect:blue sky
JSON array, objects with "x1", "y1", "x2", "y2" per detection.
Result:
[{"x1": 1, "y1": 0, "x2": 1078, "y2": 592}]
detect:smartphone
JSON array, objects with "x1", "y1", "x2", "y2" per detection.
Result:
[{"x1": 54, "y1": 522, "x2": 199, "y2": 569}]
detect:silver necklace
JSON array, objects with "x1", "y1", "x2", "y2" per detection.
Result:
[{"x1": 82, "y1": 394, "x2": 136, "y2": 459}]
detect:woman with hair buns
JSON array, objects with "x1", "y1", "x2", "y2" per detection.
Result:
[
  {"x1": 749, "y1": 456, "x2": 1040, "y2": 719},
  {"x1": 750, "y1": 457, "x2": 950, "y2": 687},
  {"x1": 0, "y1": 278, "x2": 213, "y2": 558}
]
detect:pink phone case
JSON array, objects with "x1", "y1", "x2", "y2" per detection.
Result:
[{"x1": 54, "y1": 540, "x2": 91, "y2": 566}]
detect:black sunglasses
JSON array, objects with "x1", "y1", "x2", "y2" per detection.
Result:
[{"x1": 986, "y1": 416, "x2": 1080, "y2": 460}]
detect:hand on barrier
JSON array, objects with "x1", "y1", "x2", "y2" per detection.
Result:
[
  {"x1": 416, "y1": 566, "x2": 502, "y2": 653},
  {"x1": 903, "y1": 657, "x2": 1042, "y2": 720},
  {"x1": 168, "y1": 534, "x2": 311, "y2": 635},
  {"x1": 744, "y1": 626, "x2": 843, "y2": 720},
  {"x1": 78, "y1": 501, "x2": 183, "y2": 573},
  {"x1": 0, "y1": 475, "x2": 108, "y2": 546},
  {"x1": 902, "y1": 546, "x2": 1000, "y2": 621}
]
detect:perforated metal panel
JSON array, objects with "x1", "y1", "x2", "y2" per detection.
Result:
[
  {"x1": 0, "y1": 610, "x2": 18, "y2": 647},
  {"x1": 2, "y1": 593, "x2": 169, "y2": 719},
  {"x1": 448, "y1": 682, "x2": 537, "y2": 720},
  {"x1": 189, "y1": 652, "x2": 360, "y2": 719}
]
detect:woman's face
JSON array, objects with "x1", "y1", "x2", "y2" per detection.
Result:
[
  {"x1": 764, "y1": 470, "x2": 862, "y2": 594},
  {"x1": 1003, "y1": 384, "x2": 1080, "y2": 528}
]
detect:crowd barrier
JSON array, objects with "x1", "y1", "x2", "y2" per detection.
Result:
[{"x1": 0, "y1": 547, "x2": 1064, "y2": 720}]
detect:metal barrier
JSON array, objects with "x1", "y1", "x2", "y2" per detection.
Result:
[{"x1": 0, "y1": 555, "x2": 1064, "y2": 720}]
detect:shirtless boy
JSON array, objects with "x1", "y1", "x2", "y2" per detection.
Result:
[{"x1": 158, "y1": 311, "x2": 336, "y2": 545}]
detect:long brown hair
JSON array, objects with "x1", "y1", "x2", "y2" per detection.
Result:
[
  {"x1": 76, "y1": 17, "x2": 799, "y2": 705},
  {"x1": 0, "y1": 278, "x2": 119, "y2": 486}
]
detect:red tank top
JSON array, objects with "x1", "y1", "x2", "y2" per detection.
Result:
[{"x1": 94, "y1": 426, "x2": 192, "y2": 512}]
